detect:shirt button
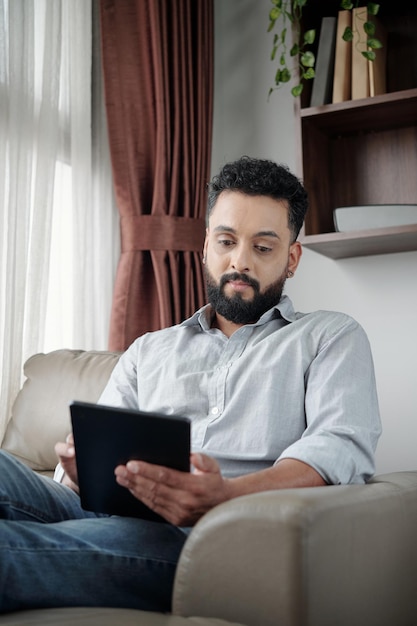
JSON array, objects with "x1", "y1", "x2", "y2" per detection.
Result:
[{"x1": 211, "y1": 407, "x2": 219, "y2": 415}]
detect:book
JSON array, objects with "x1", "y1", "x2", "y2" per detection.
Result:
[
  {"x1": 351, "y1": 6, "x2": 369, "y2": 99},
  {"x1": 368, "y1": 16, "x2": 387, "y2": 97},
  {"x1": 351, "y1": 7, "x2": 387, "y2": 100},
  {"x1": 310, "y1": 16, "x2": 337, "y2": 107},
  {"x1": 332, "y1": 10, "x2": 352, "y2": 103}
]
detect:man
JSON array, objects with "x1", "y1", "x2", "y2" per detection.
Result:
[{"x1": 0, "y1": 156, "x2": 381, "y2": 613}]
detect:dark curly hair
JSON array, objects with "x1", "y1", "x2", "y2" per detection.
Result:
[{"x1": 207, "y1": 156, "x2": 308, "y2": 242}]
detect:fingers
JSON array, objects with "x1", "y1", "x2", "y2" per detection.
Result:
[
  {"x1": 115, "y1": 461, "x2": 187, "y2": 491},
  {"x1": 54, "y1": 436, "x2": 75, "y2": 461},
  {"x1": 114, "y1": 456, "x2": 221, "y2": 498},
  {"x1": 114, "y1": 456, "x2": 227, "y2": 526},
  {"x1": 114, "y1": 463, "x2": 190, "y2": 525},
  {"x1": 54, "y1": 433, "x2": 79, "y2": 490}
]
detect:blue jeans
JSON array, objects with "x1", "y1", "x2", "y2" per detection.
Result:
[{"x1": 0, "y1": 450, "x2": 188, "y2": 613}]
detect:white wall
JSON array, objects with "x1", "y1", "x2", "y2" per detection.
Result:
[
  {"x1": 211, "y1": 0, "x2": 299, "y2": 176},
  {"x1": 211, "y1": 0, "x2": 417, "y2": 474}
]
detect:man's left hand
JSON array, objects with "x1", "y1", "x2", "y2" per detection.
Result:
[{"x1": 114, "y1": 453, "x2": 230, "y2": 526}]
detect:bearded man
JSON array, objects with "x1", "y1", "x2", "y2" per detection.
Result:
[{"x1": 0, "y1": 156, "x2": 381, "y2": 613}]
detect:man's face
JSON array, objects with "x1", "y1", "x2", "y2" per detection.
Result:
[{"x1": 203, "y1": 191, "x2": 301, "y2": 325}]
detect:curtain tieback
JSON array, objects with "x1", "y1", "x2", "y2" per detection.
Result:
[{"x1": 121, "y1": 215, "x2": 206, "y2": 252}]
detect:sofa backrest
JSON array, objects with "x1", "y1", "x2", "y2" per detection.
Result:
[{"x1": 1, "y1": 349, "x2": 121, "y2": 472}]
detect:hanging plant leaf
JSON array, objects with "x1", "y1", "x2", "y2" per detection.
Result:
[
  {"x1": 291, "y1": 84, "x2": 304, "y2": 97},
  {"x1": 303, "y1": 29, "x2": 315, "y2": 45},
  {"x1": 342, "y1": 26, "x2": 354, "y2": 42},
  {"x1": 276, "y1": 67, "x2": 292, "y2": 83},
  {"x1": 285, "y1": 10, "x2": 294, "y2": 23},
  {"x1": 367, "y1": 3, "x2": 380, "y2": 16},
  {"x1": 362, "y1": 50, "x2": 376, "y2": 61},
  {"x1": 301, "y1": 50, "x2": 315, "y2": 68},
  {"x1": 364, "y1": 21, "x2": 376, "y2": 36},
  {"x1": 367, "y1": 37, "x2": 383, "y2": 49},
  {"x1": 290, "y1": 43, "x2": 300, "y2": 56},
  {"x1": 303, "y1": 67, "x2": 315, "y2": 80},
  {"x1": 269, "y1": 7, "x2": 282, "y2": 22}
]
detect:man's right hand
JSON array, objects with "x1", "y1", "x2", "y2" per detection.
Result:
[{"x1": 54, "y1": 433, "x2": 79, "y2": 493}]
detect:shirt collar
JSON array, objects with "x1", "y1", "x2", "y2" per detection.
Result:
[{"x1": 181, "y1": 294, "x2": 297, "y2": 331}]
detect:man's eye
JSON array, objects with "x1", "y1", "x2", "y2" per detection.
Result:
[
  {"x1": 218, "y1": 239, "x2": 234, "y2": 246},
  {"x1": 255, "y1": 245, "x2": 272, "y2": 253}
]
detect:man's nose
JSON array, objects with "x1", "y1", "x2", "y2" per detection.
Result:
[{"x1": 231, "y1": 244, "x2": 250, "y2": 273}]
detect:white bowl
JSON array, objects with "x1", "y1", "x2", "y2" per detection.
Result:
[{"x1": 333, "y1": 204, "x2": 417, "y2": 232}]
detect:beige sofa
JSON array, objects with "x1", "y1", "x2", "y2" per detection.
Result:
[{"x1": 1, "y1": 349, "x2": 417, "y2": 626}]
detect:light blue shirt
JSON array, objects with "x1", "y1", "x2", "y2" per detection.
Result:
[{"x1": 99, "y1": 295, "x2": 381, "y2": 485}]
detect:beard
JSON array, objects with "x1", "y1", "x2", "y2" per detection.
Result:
[{"x1": 204, "y1": 266, "x2": 287, "y2": 325}]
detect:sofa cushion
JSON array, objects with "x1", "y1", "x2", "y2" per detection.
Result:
[{"x1": 1, "y1": 349, "x2": 121, "y2": 472}]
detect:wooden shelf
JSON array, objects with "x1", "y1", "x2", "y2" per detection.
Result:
[
  {"x1": 300, "y1": 223, "x2": 417, "y2": 260},
  {"x1": 297, "y1": 3, "x2": 417, "y2": 259},
  {"x1": 301, "y1": 88, "x2": 417, "y2": 133},
  {"x1": 299, "y1": 89, "x2": 417, "y2": 258}
]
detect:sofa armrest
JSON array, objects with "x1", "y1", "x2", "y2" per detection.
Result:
[{"x1": 173, "y1": 472, "x2": 417, "y2": 626}]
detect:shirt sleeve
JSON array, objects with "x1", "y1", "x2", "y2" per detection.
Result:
[
  {"x1": 52, "y1": 345, "x2": 140, "y2": 483},
  {"x1": 277, "y1": 316, "x2": 382, "y2": 485},
  {"x1": 97, "y1": 340, "x2": 140, "y2": 409}
]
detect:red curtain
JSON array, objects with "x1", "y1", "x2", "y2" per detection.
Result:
[{"x1": 99, "y1": 0, "x2": 213, "y2": 350}]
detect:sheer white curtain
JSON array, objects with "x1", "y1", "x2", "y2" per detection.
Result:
[{"x1": 0, "y1": 0, "x2": 119, "y2": 440}]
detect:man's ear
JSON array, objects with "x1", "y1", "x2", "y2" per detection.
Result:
[
  {"x1": 202, "y1": 228, "x2": 209, "y2": 260},
  {"x1": 287, "y1": 241, "x2": 302, "y2": 276}
]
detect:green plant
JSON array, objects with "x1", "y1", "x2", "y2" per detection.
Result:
[{"x1": 268, "y1": 0, "x2": 383, "y2": 99}]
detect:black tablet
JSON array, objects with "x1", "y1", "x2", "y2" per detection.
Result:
[{"x1": 70, "y1": 400, "x2": 191, "y2": 522}]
